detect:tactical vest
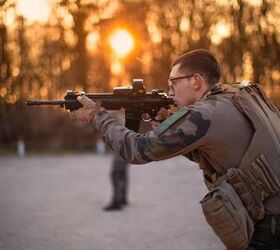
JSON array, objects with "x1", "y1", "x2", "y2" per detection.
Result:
[{"x1": 207, "y1": 82, "x2": 280, "y2": 222}]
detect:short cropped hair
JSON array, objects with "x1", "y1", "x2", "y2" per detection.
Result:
[{"x1": 173, "y1": 49, "x2": 221, "y2": 85}]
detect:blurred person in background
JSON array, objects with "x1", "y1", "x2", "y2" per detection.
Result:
[
  {"x1": 103, "y1": 154, "x2": 129, "y2": 211},
  {"x1": 102, "y1": 111, "x2": 130, "y2": 211}
]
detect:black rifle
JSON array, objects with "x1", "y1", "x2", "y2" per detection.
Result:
[{"x1": 26, "y1": 79, "x2": 174, "y2": 132}]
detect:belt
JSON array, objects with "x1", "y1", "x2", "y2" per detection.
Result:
[
  {"x1": 250, "y1": 215, "x2": 280, "y2": 249},
  {"x1": 255, "y1": 215, "x2": 280, "y2": 236}
]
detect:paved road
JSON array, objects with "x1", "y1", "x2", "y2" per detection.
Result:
[{"x1": 0, "y1": 154, "x2": 224, "y2": 250}]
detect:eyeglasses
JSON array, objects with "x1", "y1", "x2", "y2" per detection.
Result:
[{"x1": 169, "y1": 74, "x2": 195, "y2": 83}]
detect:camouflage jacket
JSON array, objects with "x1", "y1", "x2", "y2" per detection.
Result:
[
  {"x1": 94, "y1": 84, "x2": 252, "y2": 168},
  {"x1": 93, "y1": 83, "x2": 280, "y2": 215}
]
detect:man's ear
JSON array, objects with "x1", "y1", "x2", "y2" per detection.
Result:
[{"x1": 192, "y1": 74, "x2": 203, "y2": 90}]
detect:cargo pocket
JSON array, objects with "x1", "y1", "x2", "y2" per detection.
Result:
[{"x1": 200, "y1": 181, "x2": 254, "y2": 250}]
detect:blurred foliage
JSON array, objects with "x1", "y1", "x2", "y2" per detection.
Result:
[{"x1": 0, "y1": 0, "x2": 279, "y2": 151}]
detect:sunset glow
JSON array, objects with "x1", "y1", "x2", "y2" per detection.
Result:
[
  {"x1": 16, "y1": 0, "x2": 51, "y2": 23},
  {"x1": 211, "y1": 22, "x2": 231, "y2": 44},
  {"x1": 109, "y1": 29, "x2": 134, "y2": 58},
  {"x1": 86, "y1": 31, "x2": 100, "y2": 53}
]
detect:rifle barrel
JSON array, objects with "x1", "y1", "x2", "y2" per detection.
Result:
[{"x1": 26, "y1": 100, "x2": 65, "y2": 106}]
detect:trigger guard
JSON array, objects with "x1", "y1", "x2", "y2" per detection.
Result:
[{"x1": 141, "y1": 113, "x2": 153, "y2": 122}]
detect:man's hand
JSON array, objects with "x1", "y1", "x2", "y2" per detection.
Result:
[
  {"x1": 151, "y1": 107, "x2": 172, "y2": 129},
  {"x1": 70, "y1": 95, "x2": 102, "y2": 123}
]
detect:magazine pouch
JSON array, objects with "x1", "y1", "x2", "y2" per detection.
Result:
[{"x1": 200, "y1": 181, "x2": 254, "y2": 250}]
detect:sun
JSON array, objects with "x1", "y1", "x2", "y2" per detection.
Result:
[{"x1": 109, "y1": 29, "x2": 134, "y2": 58}]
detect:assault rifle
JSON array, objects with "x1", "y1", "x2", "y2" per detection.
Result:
[{"x1": 26, "y1": 79, "x2": 174, "y2": 132}]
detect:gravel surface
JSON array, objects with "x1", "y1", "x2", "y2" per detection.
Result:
[{"x1": 0, "y1": 154, "x2": 224, "y2": 250}]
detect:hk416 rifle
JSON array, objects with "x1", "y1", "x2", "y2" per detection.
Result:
[{"x1": 26, "y1": 79, "x2": 174, "y2": 132}]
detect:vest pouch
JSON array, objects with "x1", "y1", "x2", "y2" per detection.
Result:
[
  {"x1": 243, "y1": 154, "x2": 280, "y2": 201},
  {"x1": 226, "y1": 167, "x2": 265, "y2": 221},
  {"x1": 200, "y1": 181, "x2": 254, "y2": 250}
]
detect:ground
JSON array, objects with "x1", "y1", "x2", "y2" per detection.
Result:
[{"x1": 0, "y1": 154, "x2": 224, "y2": 250}]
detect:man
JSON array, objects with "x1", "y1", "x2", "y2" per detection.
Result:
[{"x1": 70, "y1": 49, "x2": 280, "y2": 249}]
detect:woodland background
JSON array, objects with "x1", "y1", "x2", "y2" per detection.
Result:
[{"x1": 0, "y1": 0, "x2": 279, "y2": 152}]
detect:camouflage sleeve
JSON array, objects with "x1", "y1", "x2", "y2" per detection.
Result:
[{"x1": 94, "y1": 106, "x2": 212, "y2": 165}]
